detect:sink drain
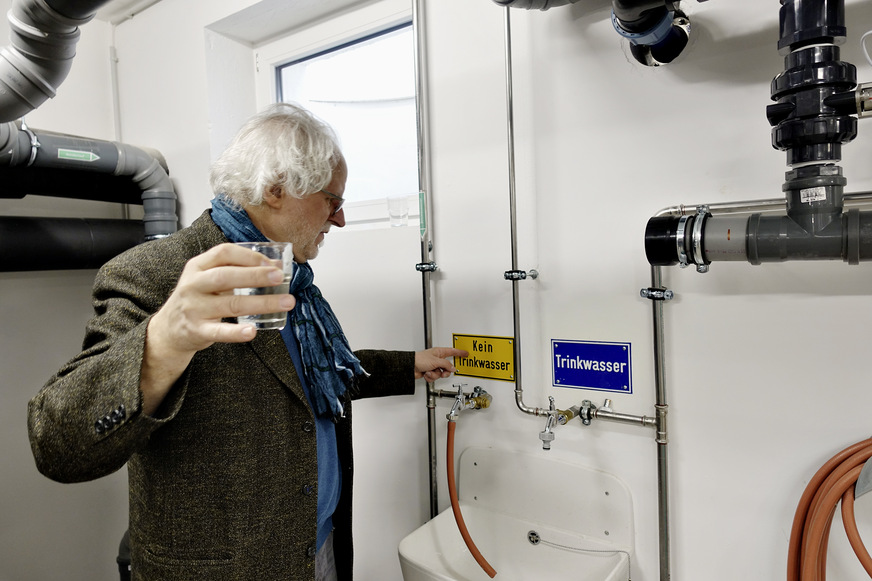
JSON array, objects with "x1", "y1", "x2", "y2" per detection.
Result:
[{"x1": 527, "y1": 530, "x2": 541, "y2": 545}]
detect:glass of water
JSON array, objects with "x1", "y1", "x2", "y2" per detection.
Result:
[{"x1": 233, "y1": 241, "x2": 294, "y2": 330}]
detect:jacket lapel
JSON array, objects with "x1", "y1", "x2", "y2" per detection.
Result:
[
  {"x1": 249, "y1": 329, "x2": 310, "y2": 408},
  {"x1": 195, "y1": 210, "x2": 311, "y2": 410}
]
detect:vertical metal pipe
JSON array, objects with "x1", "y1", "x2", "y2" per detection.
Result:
[
  {"x1": 504, "y1": 8, "x2": 519, "y2": 274},
  {"x1": 503, "y1": 7, "x2": 546, "y2": 418},
  {"x1": 651, "y1": 265, "x2": 671, "y2": 581},
  {"x1": 412, "y1": 0, "x2": 440, "y2": 519}
]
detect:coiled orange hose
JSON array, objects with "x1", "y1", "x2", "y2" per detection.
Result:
[
  {"x1": 787, "y1": 437, "x2": 872, "y2": 581},
  {"x1": 446, "y1": 420, "x2": 497, "y2": 578}
]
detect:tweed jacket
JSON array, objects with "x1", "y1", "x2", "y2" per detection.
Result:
[{"x1": 27, "y1": 211, "x2": 416, "y2": 580}]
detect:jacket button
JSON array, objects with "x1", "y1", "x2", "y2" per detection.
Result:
[
  {"x1": 302, "y1": 421, "x2": 314, "y2": 433},
  {"x1": 301, "y1": 484, "x2": 315, "y2": 496},
  {"x1": 307, "y1": 544, "x2": 317, "y2": 558}
]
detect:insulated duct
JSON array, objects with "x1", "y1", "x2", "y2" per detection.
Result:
[
  {"x1": 0, "y1": 0, "x2": 113, "y2": 122},
  {"x1": 0, "y1": 216, "x2": 144, "y2": 271},
  {"x1": 645, "y1": 0, "x2": 872, "y2": 268}
]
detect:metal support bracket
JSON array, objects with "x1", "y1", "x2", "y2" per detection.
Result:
[
  {"x1": 640, "y1": 287, "x2": 674, "y2": 301},
  {"x1": 579, "y1": 399, "x2": 595, "y2": 425},
  {"x1": 504, "y1": 269, "x2": 538, "y2": 281}
]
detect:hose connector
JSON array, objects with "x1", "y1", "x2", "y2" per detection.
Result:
[
  {"x1": 539, "y1": 397, "x2": 557, "y2": 450},
  {"x1": 447, "y1": 384, "x2": 492, "y2": 421}
]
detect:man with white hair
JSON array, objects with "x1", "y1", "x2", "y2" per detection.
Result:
[{"x1": 29, "y1": 102, "x2": 465, "y2": 581}]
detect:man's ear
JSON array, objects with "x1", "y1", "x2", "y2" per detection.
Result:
[{"x1": 262, "y1": 184, "x2": 284, "y2": 209}]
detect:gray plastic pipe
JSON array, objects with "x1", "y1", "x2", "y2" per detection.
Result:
[
  {"x1": 0, "y1": 122, "x2": 177, "y2": 240},
  {"x1": 0, "y1": 0, "x2": 113, "y2": 122},
  {"x1": 0, "y1": 123, "x2": 178, "y2": 240}
]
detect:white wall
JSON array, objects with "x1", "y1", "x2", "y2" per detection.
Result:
[
  {"x1": 6, "y1": 0, "x2": 872, "y2": 580},
  {"x1": 0, "y1": 4, "x2": 130, "y2": 580}
]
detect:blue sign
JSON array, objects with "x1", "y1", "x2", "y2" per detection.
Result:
[{"x1": 551, "y1": 340, "x2": 632, "y2": 393}]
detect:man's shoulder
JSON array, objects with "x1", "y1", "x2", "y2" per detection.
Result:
[{"x1": 97, "y1": 209, "x2": 226, "y2": 287}]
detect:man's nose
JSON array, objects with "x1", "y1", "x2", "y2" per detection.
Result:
[{"x1": 330, "y1": 208, "x2": 346, "y2": 228}]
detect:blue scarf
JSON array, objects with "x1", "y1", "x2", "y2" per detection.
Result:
[{"x1": 210, "y1": 195, "x2": 366, "y2": 419}]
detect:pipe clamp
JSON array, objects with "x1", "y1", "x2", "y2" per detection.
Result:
[
  {"x1": 415, "y1": 261, "x2": 437, "y2": 272},
  {"x1": 640, "y1": 287, "x2": 673, "y2": 301},
  {"x1": 20, "y1": 119, "x2": 39, "y2": 166}
]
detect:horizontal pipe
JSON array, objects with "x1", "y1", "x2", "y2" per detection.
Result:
[
  {"x1": 0, "y1": 216, "x2": 144, "y2": 271},
  {"x1": 653, "y1": 192, "x2": 872, "y2": 219},
  {"x1": 0, "y1": 122, "x2": 177, "y2": 240},
  {"x1": 594, "y1": 408, "x2": 657, "y2": 428},
  {"x1": 646, "y1": 206, "x2": 872, "y2": 266}
]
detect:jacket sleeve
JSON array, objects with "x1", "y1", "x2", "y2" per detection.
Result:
[
  {"x1": 27, "y1": 245, "x2": 189, "y2": 483},
  {"x1": 353, "y1": 349, "x2": 416, "y2": 400}
]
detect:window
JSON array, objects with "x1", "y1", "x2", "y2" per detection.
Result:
[{"x1": 257, "y1": 3, "x2": 418, "y2": 229}]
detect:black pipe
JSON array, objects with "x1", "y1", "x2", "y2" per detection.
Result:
[
  {"x1": 613, "y1": 0, "x2": 672, "y2": 32},
  {"x1": 0, "y1": 216, "x2": 144, "y2": 271},
  {"x1": 611, "y1": 1, "x2": 690, "y2": 66},
  {"x1": 0, "y1": 167, "x2": 144, "y2": 205}
]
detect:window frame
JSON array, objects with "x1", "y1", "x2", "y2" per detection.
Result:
[{"x1": 253, "y1": 0, "x2": 418, "y2": 230}]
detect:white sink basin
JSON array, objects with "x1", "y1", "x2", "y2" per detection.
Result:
[{"x1": 399, "y1": 447, "x2": 634, "y2": 581}]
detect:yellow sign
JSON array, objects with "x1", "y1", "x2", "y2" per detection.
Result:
[{"x1": 453, "y1": 333, "x2": 515, "y2": 382}]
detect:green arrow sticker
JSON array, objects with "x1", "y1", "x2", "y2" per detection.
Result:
[{"x1": 57, "y1": 149, "x2": 100, "y2": 162}]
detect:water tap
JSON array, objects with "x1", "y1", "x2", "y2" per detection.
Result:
[
  {"x1": 447, "y1": 384, "x2": 492, "y2": 421},
  {"x1": 539, "y1": 397, "x2": 557, "y2": 450}
]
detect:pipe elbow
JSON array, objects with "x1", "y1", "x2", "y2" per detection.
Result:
[
  {"x1": 0, "y1": 0, "x2": 94, "y2": 122},
  {"x1": 114, "y1": 143, "x2": 178, "y2": 239}
]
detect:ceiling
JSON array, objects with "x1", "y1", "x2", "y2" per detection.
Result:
[
  {"x1": 94, "y1": 0, "x2": 164, "y2": 25},
  {"x1": 94, "y1": 0, "x2": 376, "y2": 45}
]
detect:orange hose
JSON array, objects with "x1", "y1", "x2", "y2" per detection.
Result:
[
  {"x1": 841, "y1": 484, "x2": 872, "y2": 576},
  {"x1": 787, "y1": 438, "x2": 872, "y2": 581},
  {"x1": 788, "y1": 439, "x2": 872, "y2": 580},
  {"x1": 446, "y1": 420, "x2": 497, "y2": 578},
  {"x1": 800, "y1": 465, "x2": 863, "y2": 580}
]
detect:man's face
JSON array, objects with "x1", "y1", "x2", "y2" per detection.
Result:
[{"x1": 252, "y1": 160, "x2": 347, "y2": 262}]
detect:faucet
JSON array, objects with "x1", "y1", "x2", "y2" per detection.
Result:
[
  {"x1": 447, "y1": 384, "x2": 492, "y2": 421},
  {"x1": 539, "y1": 397, "x2": 557, "y2": 450}
]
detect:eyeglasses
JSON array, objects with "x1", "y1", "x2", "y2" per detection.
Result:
[{"x1": 320, "y1": 189, "x2": 345, "y2": 216}]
